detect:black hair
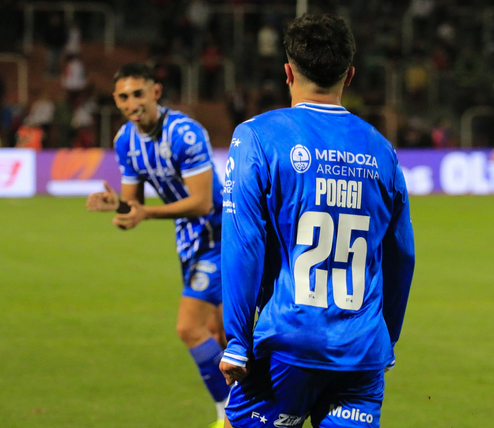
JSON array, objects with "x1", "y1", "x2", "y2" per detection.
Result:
[
  {"x1": 113, "y1": 62, "x2": 155, "y2": 84},
  {"x1": 283, "y1": 14, "x2": 356, "y2": 89}
]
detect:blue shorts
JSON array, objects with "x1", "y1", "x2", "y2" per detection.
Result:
[
  {"x1": 226, "y1": 356, "x2": 384, "y2": 428},
  {"x1": 181, "y1": 244, "x2": 222, "y2": 306}
]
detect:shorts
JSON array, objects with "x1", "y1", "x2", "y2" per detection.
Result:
[
  {"x1": 226, "y1": 355, "x2": 384, "y2": 428},
  {"x1": 181, "y1": 244, "x2": 222, "y2": 306}
]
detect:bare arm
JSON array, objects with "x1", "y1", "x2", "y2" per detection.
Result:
[
  {"x1": 86, "y1": 181, "x2": 120, "y2": 211},
  {"x1": 112, "y1": 168, "x2": 214, "y2": 230}
]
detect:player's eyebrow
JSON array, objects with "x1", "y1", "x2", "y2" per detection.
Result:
[{"x1": 116, "y1": 88, "x2": 144, "y2": 99}]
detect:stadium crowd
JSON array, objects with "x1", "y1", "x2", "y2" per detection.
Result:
[{"x1": 1, "y1": 0, "x2": 494, "y2": 149}]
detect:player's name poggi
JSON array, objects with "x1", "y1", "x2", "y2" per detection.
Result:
[{"x1": 316, "y1": 178, "x2": 362, "y2": 209}]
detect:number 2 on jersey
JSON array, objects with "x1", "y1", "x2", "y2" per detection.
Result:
[{"x1": 294, "y1": 212, "x2": 370, "y2": 310}]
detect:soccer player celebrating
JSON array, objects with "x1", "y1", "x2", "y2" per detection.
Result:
[
  {"x1": 86, "y1": 62, "x2": 229, "y2": 428},
  {"x1": 219, "y1": 14, "x2": 415, "y2": 428}
]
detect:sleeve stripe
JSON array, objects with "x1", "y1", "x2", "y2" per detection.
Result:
[
  {"x1": 221, "y1": 355, "x2": 247, "y2": 368},
  {"x1": 223, "y1": 352, "x2": 248, "y2": 362},
  {"x1": 181, "y1": 163, "x2": 212, "y2": 178},
  {"x1": 121, "y1": 176, "x2": 140, "y2": 184}
]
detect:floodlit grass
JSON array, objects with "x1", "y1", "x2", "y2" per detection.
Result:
[{"x1": 1, "y1": 196, "x2": 493, "y2": 427}]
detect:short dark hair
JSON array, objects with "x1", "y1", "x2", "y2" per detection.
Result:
[
  {"x1": 113, "y1": 62, "x2": 155, "y2": 84},
  {"x1": 283, "y1": 14, "x2": 356, "y2": 89}
]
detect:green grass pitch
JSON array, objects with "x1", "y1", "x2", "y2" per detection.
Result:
[{"x1": 0, "y1": 196, "x2": 493, "y2": 427}]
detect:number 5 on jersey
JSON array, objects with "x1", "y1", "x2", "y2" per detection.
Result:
[{"x1": 294, "y1": 212, "x2": 370, "y2": 310}]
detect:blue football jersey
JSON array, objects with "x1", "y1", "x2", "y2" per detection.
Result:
[
  {"x1": 221, "y1": 103, "x2": 415, "y2": 371},
  {"x1": 114, "y1": 106, "x2": 223, "y2": 262}
]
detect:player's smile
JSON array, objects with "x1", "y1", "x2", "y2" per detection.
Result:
[
  {"x1": 113, "y1": 76, "x2": 161, "y2": 134},
  {"x1": 129, "y1": 106, "x2": 145, "y2": 122}
]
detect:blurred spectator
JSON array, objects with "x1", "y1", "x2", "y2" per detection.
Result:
[
  {"x1": 398, "y1": 116, "x2": 432, "y2": 148},
  {"x1": 454, "y1": 45, "x2": 484, "y2": 114},
  {"x1": 0, "y1": 75, "x2": 6, "y2": 147},
  {"x1": 187, "y1": 0, "x2": 212, "y2": 55},
  {"x1": 65, "y1": 22, "x2": 82, "y2": 56},
  {"x1": 15, "y1": 124, "x2": 43, "y2": 150},
  {"x1": 436, "y1": 20, "x2": 456, "y2": 49},
  {"x1": 52, "y1": 98, "x2": 73, "y2": 148},
  {"x1": 257, "y1": 19, "x2": 281, "y2": 83},
  {"x1": 403, "y1": 51, "x2": 431, "y2": 111},
  {"x1": 226, "y1": 83, "x2": 248, "y2": 128},
  {"x1": 43, "y1": 13, "x2": 67, "y2": 76},
  {"x1": 23, "y1": 89, "x2": 55, "y2": 148},
  {"x1": 409, "y1": 0, "x2": 436, "y2": 41},
  {"x1": 257, "y1": 81, "x2": 280, "y2": 114},
  {"x1": 0, "y1": 75, "x2": 5, "y2": 108},
  {"x1": 61, "y1": 53, "x2": 87, "y2": 108},
  {"x1": 200, "y1": 35, "x2": 224, "y2": 100},
  {"x1": 342, "y1": 86, "x2": 365, "y2": 116},
  {"x1": 0, "y1": 0, "x2": 22, "y2": 52},
  {"x1": 152, "y1": 59, "x2": 182, "y2": 104},
  {"x1": 0, "y1": 93, "x2": 24, "y2": 148},
  {"x1": 431, "y1": 117, "x2": 455, "y2": 148},
  {"x1": 71, "y1": 92, "x2": 97, "y2": 148}
]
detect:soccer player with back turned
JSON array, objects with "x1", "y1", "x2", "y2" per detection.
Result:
[
  {"x1": 220, "y1": 14, "x2": 415, "y2": 428},
  {"x1": 86, "y1": 62, "x2": 229, "y2": 428}
]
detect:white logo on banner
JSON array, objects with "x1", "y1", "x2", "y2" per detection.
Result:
[{"x1": 0, "y1": 149, "x2": 36, "y2": 197}]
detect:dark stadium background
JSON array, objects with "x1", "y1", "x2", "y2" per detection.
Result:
[{"x1": 0, "y1": 2, "x2": 493, "y2": 428}]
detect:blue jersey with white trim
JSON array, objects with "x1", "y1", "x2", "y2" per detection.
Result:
[
  {"x1": 221, "y1": 103, "x2": 415, "y2": 371},
  {"x1": 114, "y1": 106, "x2": 222, "y2": 262}
]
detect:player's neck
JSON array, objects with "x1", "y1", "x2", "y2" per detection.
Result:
[
  {"x1": 289, "y1": 83, "x2": 343, "y2": 107},
  {"x1": 291, "y1": 92, "x2": 342, "y2": 107}
]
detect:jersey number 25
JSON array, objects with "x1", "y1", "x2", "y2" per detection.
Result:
[{"x1": 294, "y1": 212, "x2": 370, "y2": 311}]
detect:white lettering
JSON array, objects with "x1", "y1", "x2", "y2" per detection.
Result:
[
  {"x1": 316, "y1": 149, "x2": 327, "y2": 161},
  {"x1": 328, "y1": 405, "x2": 374, "y2": 425},
  {"x1": 316, "y1": 179, "x2": 362, "y2": 210},
  {"x1": 316, "y1": 178, "x2": 326, "y2": 205},
  {"x1": 337, "y1": 180, "x2": 347, "y2": 207}
]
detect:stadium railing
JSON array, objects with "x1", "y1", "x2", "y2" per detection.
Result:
[
  {"x1": 23, "y1": 1, "x2": 115, "y2": 54},
  {"x1": 0, "y1": 53, "x2": 29, "y2": 105}
]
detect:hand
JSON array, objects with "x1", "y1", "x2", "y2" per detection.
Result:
[
  {"x1": 86, "y1": 181, "x2": 119, "y2": 211},
  {"x1": 219, "y1": 361, "x2": 249, "y2": 385},
  {"x1": 112, "y1": 200, "x2": 147, "y2": 230}
]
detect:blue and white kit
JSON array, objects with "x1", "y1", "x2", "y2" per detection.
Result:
[
  {"x1": 114, "y1": 106, "x2": 223, "y2": 304},
  {"x1": 221, "y1": 103, "x2": 415, "y2": 426}
]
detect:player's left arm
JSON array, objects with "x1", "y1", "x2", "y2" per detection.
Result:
[
  {"x1": 113, "y1": 169, "x2": 213, "y2": 229},
  {"x1": 220, "y1": 123, "x2": 268, "y2": 380},
  {"x1": 382, "y1": 161, "x2": 415, "y2": 352},
  {"x1": 113, "y1": 119, "x2": 214, "y2": 229}
]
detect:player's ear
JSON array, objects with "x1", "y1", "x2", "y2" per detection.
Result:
[
  {"x1": 285, "y1": 63, "x2": 294, "y2": 85},
  {"x1": 153, "y1": 83, "x2": 162, "y2": 101},
  {"x1": 344, "y1": 66, "x2": 355, "y2": 87}
]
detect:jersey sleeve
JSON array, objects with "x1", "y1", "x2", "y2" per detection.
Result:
[
  {"x1": 382, "y1": 160, "x2": 415, "y2": 354},
  {"x1": 171, "y1": 119, "x2": 213, "y2": 179},
  {"x1": 221, "y1": 123, "x2": 268, "y2": 367},
  {"x1": 114, "y1": 125, "x2": 139, "y2": 185}
]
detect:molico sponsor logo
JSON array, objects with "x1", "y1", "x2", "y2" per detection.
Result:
[{"x1": 328, "y1": 405, "x2": 374, "y2": 424}]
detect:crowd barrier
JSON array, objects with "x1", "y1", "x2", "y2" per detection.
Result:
[{"x1": 1, "y1": 147, "x2": 494, "y2": 198}]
